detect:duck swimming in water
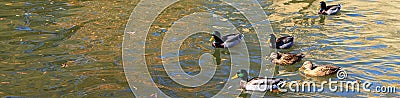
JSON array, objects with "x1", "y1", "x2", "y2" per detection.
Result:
[
  {"x1": 299, "y1": 61, "x2": 341, "y2": 77},
  {"x1": 231, "y1": 69, "x2": 284, "y2": 92},
  {"x1": 209, "y1": 31, "x2": 244, "y2": 48},
  {"x1": 269, "y1": 52, "x2": 305, "y2": 65},
  {"x1": 269, "y1": 34, "x2": 294, "y2": 49},
  {"x1": 319, "y1": 1, "x2": 342, "y2": 15}
]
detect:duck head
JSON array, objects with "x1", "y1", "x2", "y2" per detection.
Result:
[
  {"x1": 269, "y1": 52, "x2": 279, "y2": 60},
  {"x1": 319, "y1": 1, "x2": 327, "y2": 13},
  {"x1": 300, "y1": 61, "x2": 314, "y2": 70},
  {"x1": 231, "y1": 69, "x2": 249, "y2": 89},
  {"x1": 231, "y1": 69, "x2": 248, "y2": 81},
  {"x1": 210, "y1": 31, "x2": 225, "y2": 48},
  {"x1": 269, "y1": 34, "x2": 277, "y2": 48},
  {"x1": 320, "y1": 1, "x2": 327, "y2": 9},
  {"x1": 209, "y1": 31, "x2": 223, "y2": 43}
]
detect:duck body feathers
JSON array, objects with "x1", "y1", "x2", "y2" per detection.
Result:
[
  {"x1": 300, "y1": 61, "x2": 341, "y2": 77},
  {"x1": 276, "y1": 36, "x2": 294, "y2": 49},
  {"x1": 319, "y1": 1, "x2": 342, "y2": 15},
  {"x1": 241, "y1": 77, "x2": 284, "y2": 91},
  {"x1": 232, "y1": 69, "x2": 284, "y2": 92},
  {"x1": 211, "y1": 31, "x2": 244, "y2": 48},
  {"x1": 269, "y1": 52, "x2": 304, "y2": 65},
  {"x1": 270, "y1": 34, "x2": 294, "y2": 49}
]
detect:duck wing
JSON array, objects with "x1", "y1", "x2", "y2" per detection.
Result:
[
  {"x1": 277, "y1": 36, "x2": 294, "y2": 44},
  {"x1": 312, "y1": 65, "x2": 341, "y2": 76},
  {"x1": 247, "y1": 77, "x2": 283, "y2": 85},
  {"x1": 326, "y1": 5, "x2": 340, "y2": 10},
  {"x1": 284, "y1": 53, "x2": 304, "y2": 62},
  {"x1": 276, "y1": 36, "x2": 294, "y2": 49},
  {"x1": 326, "y1": 4, "x2": 341, "y2": 15},
  {"x1": 281, "y1": 53, "x2": 303, "y2": 60},
  {"x1": 273, "y1": 53, "x2": 304, "y2": 65},
  {"x1": 244, "y1": 77, "x2": 283, "y2": 91},
  {"x1": 221, "y1": 33, "x2": 244, "y2": 48},
  {"x1": 222, "y1": 33, "x2": 243, "y2": 42}
]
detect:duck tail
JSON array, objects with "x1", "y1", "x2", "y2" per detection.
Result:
[
  {"x1": 334, "y1": 67, "x2": 342, "y2": 72},
  {"x1": 267, "y1": 78, "x2": 284, "y2": 85},
  {"x1": 297, "y1": 53, "x2": 305, "y2": 58}
]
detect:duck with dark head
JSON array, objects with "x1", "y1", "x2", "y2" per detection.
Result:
[
  {"x1": 209, "y1": 31, "x2": 244, "y2": 48},
  {"x1": 231, "y1": 69, "x2": 284, "y2": 92},
  {"x1": 319, "y1": 1, "x2": 342, "y2": 15},
  {"x1": 269, "y1": 34, "x2": 294, "y2": 49}
]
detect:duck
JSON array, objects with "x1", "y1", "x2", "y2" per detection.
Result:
[
  {"x1": 318, "y1": 1, "x2": 342, "y2": 15},
  {"x1": 269, "y1": 52, "x2": 305, "y2": 65},
  {"x1": 231, "y1": 69, "x2": 284, "y2": 92},
  {"x1": 209, "y1": 31, "x2": 244, "y2": 48},
  {"x1": 299, "y1": 61, "x2": 341, "y2": 77},
  {"x1": 269, "y1": 34, "x2": 294, "y2": 49}
]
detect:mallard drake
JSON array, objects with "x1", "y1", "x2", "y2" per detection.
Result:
[
  {"x1": 209, "y1": 31, "x2": 244, "y2": 48},
  {"x1": 269, "y1": 52, "x2": 305, "y2": 65},
  {"x1": 319, "y1": 1, "x2": 342, "y2": 15},
  {"x1": 269, "y1": 34, "x2": 294, "y2": 49},
  {"x1": 231, "y1": 69, "x2": 284, "y2": 92},
  {"x1": 299, "y1": 61, "x2": 341, "y2": 77}
]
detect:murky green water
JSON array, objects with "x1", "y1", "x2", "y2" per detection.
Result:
[{"x1": 1, "y1": 0, "x2": 399, "y2": 97}]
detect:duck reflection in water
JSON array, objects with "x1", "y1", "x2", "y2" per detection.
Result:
[
  {"x1": 212, "y1": 48, "x2": 222, "y2": 65},
  {"x1": 319, "y1": 15, "x2": 326, "y2": 24}
]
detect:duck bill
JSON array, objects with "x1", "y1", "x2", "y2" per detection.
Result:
[
  {"x1": 209, "y1": 36, "x2": 215, "y2": 42},
  {"x1": 298, "y1": 66, "x2": 304, "y2": 70},
  {"x1": 231, "y1": 74, "x2": 239, "y2": 79}
]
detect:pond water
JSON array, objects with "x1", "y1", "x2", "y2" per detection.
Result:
[{"x1": 1, "y1": 0, "x2": 399, "y2": 97}]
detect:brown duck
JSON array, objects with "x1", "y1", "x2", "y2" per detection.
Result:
[
  {"x1": 299, "y1": 61, "x2": 341, "y2": 77},
  {"x1": 269, "y1": 52, "x2": 304, "y2": 65}
]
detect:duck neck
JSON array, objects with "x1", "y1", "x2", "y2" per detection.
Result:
[
  {"x1": 212, "y1": 35, "x2": 224, "y2": 43},
  {"x1": 240, "y1": 76, "x2": 249, "y2": 89},
  {"x1": 241, "y1": 76, "x2": 248, "y2": 82},
  {"x1": 240, "y1": 80, "x2": 247, "y2": 89},
  {"x1": 320, "y1": 3, "x2": 327, "y2": 10},
  {"x1": 270, "y1": 35, "x2": 277, "y2": 48},
  {"x1": 212, "y1": 35, "x2": 225, "y2": 48}
]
